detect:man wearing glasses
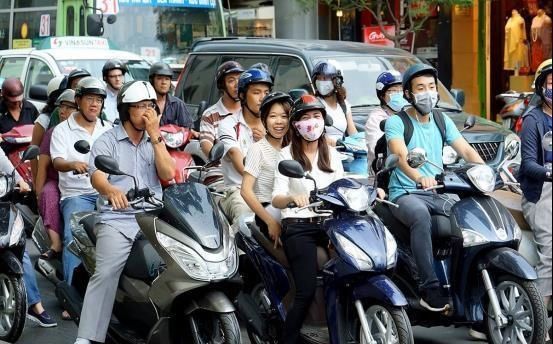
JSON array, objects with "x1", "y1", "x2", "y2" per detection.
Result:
[
  {"x1": 0, "y1": 78, "x2": 39, "y2": 153},
  {"x1": 50, "y1": 77, "x2": 112, "y2": 286},
  {"x1": 102, "y1": 60, "x2": 127, "y2": 123}
]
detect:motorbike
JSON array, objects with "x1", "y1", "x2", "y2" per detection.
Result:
[
  {"x1": 39, "y1": 142, "x2": 243, "y2": 343},
  {"x1": 373, "y1": 142, "x2": 548, "y2": 344},
  {"x1": 496, "y1": 91, "x2": 533, "y2": 133},
  {"x1": 337, "y1": 132, "x2": 368, "y2": 177},
  {"x1": 235, "y1": 157, "x2": 414, "y2": 344},
  {"x1": 0, "y1": 145, "x2": 39, "y2": 343},
  {"x1": 159, "y1": 124, "x2": 195, "y2": 186}
]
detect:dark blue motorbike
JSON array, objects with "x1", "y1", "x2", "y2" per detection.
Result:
[
  {"x1": 235, "y1": 159, "x2": 413, "y2": 344},
  {"x1": 374, "y1": 143, "x2": 548, "y2": 344}
]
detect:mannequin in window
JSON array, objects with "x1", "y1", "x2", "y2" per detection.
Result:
[
  {"x1": 531, "y1": 9, "x2": 552, "y2": 71},
  {"x1": 504, "y1": 9, "x2": 530, "y2": 71}
]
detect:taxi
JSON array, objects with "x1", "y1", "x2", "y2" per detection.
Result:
[{"x1": 0, "y1": 36, "x2": 150, "y2": 109}]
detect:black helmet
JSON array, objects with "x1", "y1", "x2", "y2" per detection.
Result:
[
  {"x1": 290, "y1": 94, "x2": 327, "y2": 122},
  {"x1": 149, "y1": 62, "x2": 173, "y2": 80},
  {"x1": 67, "y1": 68, "x2": 91, "y2": 88},
  {"x1": 75, "y1": 76, "x2": 107, "y2": 98},
  {"x1": 402, "y1": 63, "x2": 437, "y2": 92},
  {"x1": 534, "y1": 59, "x2": 552, "y2": 98},
  {"x1": 216, "y1": 61, "x2": 244, "y2": 89},
  {"x1": 260, "y1": 91, "x2": 293, "y2": 123},
  {"x1": 102, "y1": 59, "x2": 128, "y2": 79},
  {"x1": 311, "y1": 61, "x2": 343, "y2": 84}
]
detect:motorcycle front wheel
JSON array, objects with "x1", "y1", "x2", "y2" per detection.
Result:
[
  {"x1": 354, "y1": 303, "x2": 414, "y2": 344},
  {"x1": 189, "y1": 311, "x2": 241, "y2": 344},
  {"x1": 0, "y1": 273, "x2": 27, "y2": 343},
  {"x1": 486, "y1": 275, "x2": 547, "y2": 344}
]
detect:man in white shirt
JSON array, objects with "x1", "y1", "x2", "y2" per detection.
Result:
[
  {"x1": 50, "y1": 77, "x2": 112, "y2": 284},
  {"x1": 102, "y1": 59, "x2": 127, "y2": 122},
  {"x1": 200, "y1": 61, "x2": 244, "y2": 157},
  {"x1": 218, "y1": 68, "x2": 272, "y2": 224}
]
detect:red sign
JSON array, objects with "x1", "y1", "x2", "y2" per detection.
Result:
[{"x1": 363, "y1": 25, "x2": 395, "y2": 47}]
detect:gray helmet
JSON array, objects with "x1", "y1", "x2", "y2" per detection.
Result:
[
  {"x1": 149, "y1": 62, "x2": 173, "y2": 79},
  {"x1": 75, "y1": 76, "x2": 107, "y2": 98},
  {"x1": 67, "y1": 68, "x2": 91, "y2": 88},
  {"x1": 55, "y1": 89, "x2": 76, "y2": 107},
  {"x1": 402, "y1": 63, "x2": 437, "y2": 92}
]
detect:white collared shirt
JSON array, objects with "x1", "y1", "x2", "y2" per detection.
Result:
[
  {"x1": 218, "y1": 109, "x2": 254, "y2": 187},
  {"x1": 50, "y1": 112, "x2": 112, "y2": 200},
  {"x1": 103, "y1": 86, "x2": 119, "y2": 122}
]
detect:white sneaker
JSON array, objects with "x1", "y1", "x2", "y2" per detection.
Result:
[{"x1": 74, "y1": 338, "x2": 91, "y2": 344}]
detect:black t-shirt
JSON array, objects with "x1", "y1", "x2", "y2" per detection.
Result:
[{"x1": 0, "y1": 99, "x2": 39, "y2": 153}]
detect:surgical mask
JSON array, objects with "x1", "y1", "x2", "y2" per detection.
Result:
[
  {"x1": 316, "y1": 80, "x2": 334, "y2": 96},
  {"x1": 294, "y1": 117, "x2": 325, "y2": 141},
  {"x1": 386, "y1": 92, "x2": 408, "y2": 112},
  {"x1": 544, "y1": 87, "x2": 552, "y2": 104},
  {"x1": 412, "y1": 90, "x2": 438, "y2": 115}
]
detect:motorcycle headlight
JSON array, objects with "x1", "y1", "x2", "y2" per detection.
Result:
[
  {"x1": 513, "y1": 222, "x2": 522, "y2": 242},
  {"x1": 337, "y1": 186, "x2": 369, "y2": 212},
  {"x1": 156, "y1": 232, "x2": 237, "y2": 282},
  {"x1": 384, "y1": 227, "x2": 397, "y2": 269},
  {"x1": 335, "y1": 232, "x2": 374, "y2": 271},
  {"x1": 467, "y1": 165, "x2": 496, "y2": 193},
  {"x1": 442, "y1": 145, "x2": 458, "y2": 165},
  {"x1": 462, "y1": 228, "x2": 490, "y2": 247},
  {"x1": 161, "y1": 131, "x2": 185, "y2": 148}
]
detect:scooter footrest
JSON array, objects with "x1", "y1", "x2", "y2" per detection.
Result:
[{"x1": 300, "y1": 324, "x2": 329, "y2": 344}]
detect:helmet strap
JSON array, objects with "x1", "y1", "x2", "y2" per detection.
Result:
[
  {"x1": 223, "y1": 88, "x2": 240, "y2": 102},
  {"x1": 244, "y1": 101, "x2": 260, "y2": 118}
]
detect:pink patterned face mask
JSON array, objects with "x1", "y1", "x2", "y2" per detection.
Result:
[{"x1": 293, "y1": 117, "x2": 325, "y2": 142}]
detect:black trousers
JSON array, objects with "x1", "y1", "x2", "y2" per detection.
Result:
[{"x1": 281, "y1": 221, "x2": 326, "y2": 344}]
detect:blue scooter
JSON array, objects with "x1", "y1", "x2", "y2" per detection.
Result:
[
  {"x1": 235, "y1": 158, "x2": 414, "y2": 344},
  {"x1": 374, "y1": 142, "x2": 548, "y2": 344}
]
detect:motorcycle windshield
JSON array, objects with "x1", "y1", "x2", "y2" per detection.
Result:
[{"x1": 161, "y1": 183, "x2": 224, "y2": 250}]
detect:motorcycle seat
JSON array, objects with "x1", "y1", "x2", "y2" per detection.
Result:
[{"x1": 79, "y1": 214, "x2": 99, "y2": 244}]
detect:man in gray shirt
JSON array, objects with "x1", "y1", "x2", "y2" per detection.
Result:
[{"x1": 74, "y1": 81, "x2": 175, "y2": 344}]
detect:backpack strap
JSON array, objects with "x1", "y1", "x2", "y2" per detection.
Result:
[
  {"x1": 397, "y1": 110, "x2": 414, "y2": 146},
  {"x1": 432, "y1": 109, "x2": 447, "y2": 146}
]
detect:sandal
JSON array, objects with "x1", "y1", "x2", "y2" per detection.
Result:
[
  {"x1": 40, "y1": 249, "x2": 61, "y2": 260},
  {"x1": 61, "y1": 310, "x2": 72, "y2": 321}
]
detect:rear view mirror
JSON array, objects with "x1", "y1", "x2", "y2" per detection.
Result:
[
  {"x1": 29, "y1": 85, "x2": 48, "y2": 101},
  {"x1": 543, "y1": 131, "x2": 552, "y2": 152},
  {"x1": 289, "y1": 88, "x2": 309, "y2": 101},
  {"x1": 21, "y1": 145, "x2": 40, "y2": 162},
  {"x1": 451, "y1": 89, "x2": 465, "y2": 108},
  {"x1": 463, "y1": 116, "x2": 476, "y2": 131},
  {"x1": 106, "y1": 15, "x2": 117, "y2": 25},
  {"x1": 278, "y1": 160, "x2": 305, "y2": 179},
  {"x1": 95, "y1": 155, "x2": 124, "y2": 175},
  {"x1": 196, "y1": 100, "x2": 208, "y2": 120},
  {"x1": 407, "y1": 148, "x2": 427, "y2": 169},
  {"x1": 74, "y1": 140, "x2": 90, "y2": 154},
  {"x1": 87, "y1": 14, "x2": 104, "y2": 36},
  {"x1": 505, "y1": 140, "x2": 520, "y2": 160},
  {"x1": 208, "y1": 142, "x2": 224, "y2": 163}
]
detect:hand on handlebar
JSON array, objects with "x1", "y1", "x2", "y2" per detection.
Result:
[
  {"x1": 72, "y1": 161, "x2": 89, "y2": 175},
  {"x1": 106, "y1": 186, "x2": 128, "y2": 210},
  {"x1": 16, "y1": 180, "x2": 30, "y2": 193},
  {"x1": 416, "y1": 176, "x2": 438, "y2": 190},
  {"x1": 290, "y1": 194, "x2": 310, "y2": 208}
]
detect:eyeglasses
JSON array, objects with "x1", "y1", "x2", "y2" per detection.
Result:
[
  {"x1": 129, "y1": 103, "x2": 156, "y2": 110},
  {"x1": 83, "y1": 96, "x2": 104, "y2": 105},
  {"x1": 107, "y1": 74, "x2": 124, "y2": 79}
]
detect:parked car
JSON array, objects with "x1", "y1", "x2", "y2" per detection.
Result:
[
  {"x1": 175, "y1": 37, "x2": 519, "y2": 167},
  {"x1": 0, "y1": 36, "x2": 150, "y2": 110}
]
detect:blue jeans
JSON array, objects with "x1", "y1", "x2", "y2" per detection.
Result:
[
  {"x1": 23, "y1": 249, "x2": 41, "y2": 307},
  {"x1": 60, "y1": 194, "x2": 97, "y2": 284}
]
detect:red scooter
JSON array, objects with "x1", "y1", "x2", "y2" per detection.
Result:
[
  {"x1": 159, "y1": 124, "x2": 194, "y2": 186},
  {"x1": 1, "y1": 124, "x2": 34, "y2": 185}
]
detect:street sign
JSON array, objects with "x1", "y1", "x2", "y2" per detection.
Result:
[
  {"x1": 363, "y1": 26, "x2": 395, "y2": 47},
  {"x1": 39, "y1": 14, "x2": 50, "y2": 37},
  {"x1": 97, "y1": 0, "x2": 120, "y2": 15}
]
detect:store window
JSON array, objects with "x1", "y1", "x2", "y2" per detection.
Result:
[
  {"x1": 13, "y1": 10, "x2": 56, "y2": 40},
  {"x1": 15, "y1": 0, "x2": 56, "y2": 8},
  {"x1": 0, "y1": 13, "x2": 9, "y2": 50}
]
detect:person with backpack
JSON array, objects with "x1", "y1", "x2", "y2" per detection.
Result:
[
  {"x1": 311, "y1": 61, "x2": 357, "y2": 146},
  {"x1": 519, "y1": 58, "x2": 552, "y2": 333},
  {"x1": 365, "y1": 70, "x2": 408, "y2": 174},
  {"x1": 384, "y1": 63, "x2": 483, "y2": 312}
]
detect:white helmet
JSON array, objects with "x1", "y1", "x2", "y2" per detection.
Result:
[
  {"x1": 47, "y1": 75, "x2": 66, "y2": 97},
  {"x1": 117, "y1": 81, "x2": 157, "y2": 121}
]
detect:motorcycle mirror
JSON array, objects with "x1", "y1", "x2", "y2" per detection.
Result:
[
  {"x1": 288, "y1": 88, "x2": 309, "y2": 101},
  {"x1": 21, "y1": 145, "x2": 40, "y2": 162},
  {"x1": 278, "y1": 160, "x2": 305, "y2": 179},
  {"x1": 95, "y1": 155, "x2": 125, "y2": 175},
  {"x1": 74, "y1": 140, "x2": 91, "y2": 154},
  {"x1": 407, "y1": 148, "x2": 427, "y2": 169},
  {"x1": 196, "y1": 100, "x2": 208, "y2": 120},
  {"x1": 543, "y1": 131, "x2": 552, "y2": 152},
  {"x1": 324, "y1": 115, "x2": 333, "y2": 127},
  {"x1": 505, "y1": 140, "x2": 520, "y2": 160},
  {"x1": 462, "y1": 116, "x2": 476, "y2": 131},
  {"x1": 208, "y1": 142, "x2": 224, "y2": 163}
]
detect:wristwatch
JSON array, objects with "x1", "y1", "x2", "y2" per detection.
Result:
[{"x1": 151, "y1": 135, "x2": 163, "y2": 145}]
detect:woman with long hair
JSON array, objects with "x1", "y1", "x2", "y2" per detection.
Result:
[{"x1": 272, "y1": 94, "x2": 344, "y2": 343}]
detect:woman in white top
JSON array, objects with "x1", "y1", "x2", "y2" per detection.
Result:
[
  {"x1": 241, "y1": 92, "x2": 293, "y2": 244},
  {"x1": 272, "y1": 95, "x2": 344, "y2": 344},
  {"x1": 311, "y1": 61, "x2": 357, "y2": 145}
]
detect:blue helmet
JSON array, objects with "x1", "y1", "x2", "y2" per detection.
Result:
[
  {"x1": 402, "y1": 63, "x2": 438, "y2": 92},
  {"x1": 311, "y1": 61, "x2": 343, "y2": 84},
  {"x1": 375, "y1": 70, "x2": 402, "y2": 99},
  {"x1": 238, "y1": 68, "x2": 273, "y2": 96}
]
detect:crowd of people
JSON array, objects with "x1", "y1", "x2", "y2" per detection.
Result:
[{"x1": 0, "y1": 55, "x2": 551, "y2": 344}]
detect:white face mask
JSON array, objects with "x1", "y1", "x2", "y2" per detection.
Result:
[{"x1": 316, "y1": 80, "x2": 334, "y2": 96}]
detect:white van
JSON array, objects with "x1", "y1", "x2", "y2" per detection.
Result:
[{"x1": 0, "y1": 36, "x2": 150, "y2": 110}]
